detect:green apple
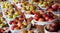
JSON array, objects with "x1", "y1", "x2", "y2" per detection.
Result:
[
  {"x1": 14, "y1": 12, "x2": 19, "y2": 16},
  {"x1": 30, "y1": 5, "x2": 36, "y2": 11},
  {"x1": 9, "y1": 9, "x2": 14, "y2": 14},
  {"x1": 1, "y1": 4, "x2": 5, "y2": 8},
  {"x1": 26, "y1": 6, "x2": 30, "y2": 10},
  {"x1": 0, "y1": 23, "x2": 5, "y2": 26},
  {"x1": 29, "y1": 0, "x2": 34, "y2": 4},
  {"x1": 0, "y1": 17, "x2": 5, "y2": 22},
  {"x1": 13, "y1": 0, "x2": 19, "y2": 2},
  {"x1": 8, "y1": 15, "x2": 13, "y2": 19},
  {"x1": 13, "y1": 15, "x2": 17, "y2": 18},
  {"x1": 41, "y1": 4, "x2": 46, "y2": 8}
]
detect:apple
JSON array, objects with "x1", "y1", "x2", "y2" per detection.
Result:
[
  {"x1": 13, "y1": 15, "x2": 17, "y2": 18},
  {"x1": 30, "y1": 5, "x2": 36, "y2": 11},
  {"x1": 34, "y1": 14, "x2": 40, "y2": 21},
  {"x1": 21, "y1": 30, "x2": 27, "y2": 33},
  {"x1": 46, "y1": 25, "x2": 51, "y2": 30},
  {"x1": 52, "y1": 4, "x2": 59, "y2": 11},
  {"x1": 45, "y1": 16, "x2": 50, "y2": 21},
  {"x1": 20, "y1": 25, "x2": 25, "y2": 29},
  {"x1": 9, "y1": 8, "x2": 14, "y2": 12},
  {"x1": 49, "y1": 26, "x2": 58, "y2": 32},
  {"x1": 31, "y1": 10, "x2": 37, "y2": 14},
  {"x1": 0, "y1": 29, "x2": 5, "y2": 33},
  {"x1": 12, "y1": 21, "x2": 17, "y2": 25},
  {"x1": 8, "y1": 15, "x2": 13, "y2": 19},
  {"x1": 9, "y1": 21, "x2": 17, "y2": 25},
  {"x1": 0, "y1": 23, "x2": 5, "y2": 26},
  {"x1": 51, "y1": 22, "x2": 58, "y2": 27},
  {"x1": 11, "y1": 25, "x2": 17, "y2": 30},
  {"x1": 23, "y1": 22, "x2": 28, "y2": 26},
  {"x1": 39, "y1": 10, "x2": 44, "y2": 14},
  {"x1": 9, "y1": 21, "x2": 14, "y2": 25},
  {"x1": 14, "y1": 27, "x2": 19, "y2": 30},
  {"x1": 0, "y1": 14, "x2": 2, "y2": 17},
  {"x1": 58, "y1": 30, "x2": 60, "y2": 33},
  {"x1": 26, "y1": 11, "x2": 31, "y2": 14},
  {"x1": 45, "y1": 12, "x2": 53, "y2": 17},
  {"x1": 14, "y1": 12, "x2": 19, "y2": 16},
  {"x1": 0, "y1": 17, "x2": 5, "y2": 22},
  {"x1": 53, "y1": 15, "x2": 58, "y2": 19},
  {"x1": 42, "y1": 14, "x2": 48, "y2": 18},
  {"x1": 17, "y1": 22, "x2": 22, "y2": 27},
  {"x1": 48, "y1": 18, "x2": 53, "y2": 21},
  {"x1": 28, "y1": 30, "x2": 33, "y2": 33},
  {"x1": 19, "y1": 18, "x2": 24, "y2": 22},
  {"x1": 38, "y1": 18, "x2": 45, "y2": 22},
  {"x1": 26, "y1": 6, "x2": 30, "y2": 10},
  {"x1": 14, "y1": 17, "x2": 19, "y2": 22},
  {"x1": 46, "y1": 8, "x2": 53, "y2": 12},
  {"x1": 1, "y1": 5, "x2": 5, "y2": 8}
]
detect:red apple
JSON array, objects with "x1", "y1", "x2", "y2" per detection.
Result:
[
  {"x1": 48, "y1": 18, "x2": 53, "y2": 21},
  {"x1": 58, "y1": 30, "x2": 60, "y2": 33},
  {"x1": 14, "y1": 27, "x2": 19, "y2": 30},
  {"x1": 52, "y1": 4, "x2": 59, "y2": 11},
  {"x1": 45, "y1": 16, "x2": 50, "y2": 21},
  {"x1": 38, "y1": 18, "x2": 45, "y2": 22},
  {"x1": 19, "y1": 18, "x2": 24, "y2": 22},
  {"x1": 49, "y1": 26, "x2": 58, "y2": 32},
  {"x1": 42, "y1": 14, "x2": 48, "y2": 18},
  {"x1": 51, "y1": 22, "x2": 58, "y2": 27},
  {"x1": 12, "y1": 22, "x2": 17, "y2": 25},
  {"x1": 31, "y1": 10, "x2": 37, "y2": 14},
  {"x1": 34, "y1": 14, "x2": 40, "y2": 21},
  {"x1": 47, "y1": 8, "x2": 53, "y2": 12},
  {"x1": 12, "y1": 25, "x2": 17, "y2": 30},
  {"x1": 9, "y1": 21, "x2": 16, "y2": 25}
]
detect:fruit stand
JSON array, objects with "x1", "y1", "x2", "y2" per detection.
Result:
[{"x1": 0, "y1": 0, "x2": 60, "y2": 33}]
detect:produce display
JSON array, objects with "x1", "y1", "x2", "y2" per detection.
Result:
[
  {"x1": 1, "y1": 2, "x2": 13, "y2": 9},
  {"x1": 0, "y1": 0, "x2": 60, "y2": 33},
  {"x1": 45, "y1": 20, "x2": 60, "y2": 33},
  {"x1": 34, "y1": 12, "x2": 58, "y2": 22},
  {"x1": 3, "y1": 8, "x2": 20, "y2": 19}
]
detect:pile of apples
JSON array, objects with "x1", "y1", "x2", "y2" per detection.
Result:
[
  {"x1": 9, "y1": 17, "x2": 28, "y2": 30},
  {"x1": 21, "y1": 30, "x2": 34, "y2": 33},
  {"x1": 0, "y1": 14, "x2": 6, "y2": 27},
  {"x1": 46, "y1": 4, "x2": 59, "y2": 12},
  {"x1": 34, "y1": 11, "x2": 58, "y2": 22},
  {"x1": 26, "y1": 10, "x2": 44, "y2": 15},
  {"x1": 0, "y1": 27, "x2": 8, "y2": 33},
  {"x1": 1, "y1": 2, "x2": 13, "y2": 9},
  {"x1": 21, "y1": 4, "x2": 36, "y2": 11},
  {"x1": 46, "y1": 20, "x2": 60, "y2": 33},
  {"x1": 4, "y1": 8, "x2": 20, "y2": 19},
  {"x1": 38, "y1": 1, "x2": 52, "y2": 8}
]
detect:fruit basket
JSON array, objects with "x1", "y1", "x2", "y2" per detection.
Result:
[
  {"x1": 20, "y1": 29, "x2": 39, "y2": 33},
  {"x1": 24, "y1": 10, "x2": 45, "y2": 18},
  {"x1": 44, "y1": 26, "x2": 58, "y2": 33},
  {"x1": 1, "y1": 1, "x2": 13, "y2": 9},
  {"x1": 31, "y1": 12, "x2": 59, "y2": 25},
  {"x1": 44, "y1": 20, "x2": 60, "y2": 33},
  {"x1": 9, "y1": 24, "x2": 31, "y2": 33},
  {"x1": 2, "y1": 8, "x2": 20, "y2": 21}
]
